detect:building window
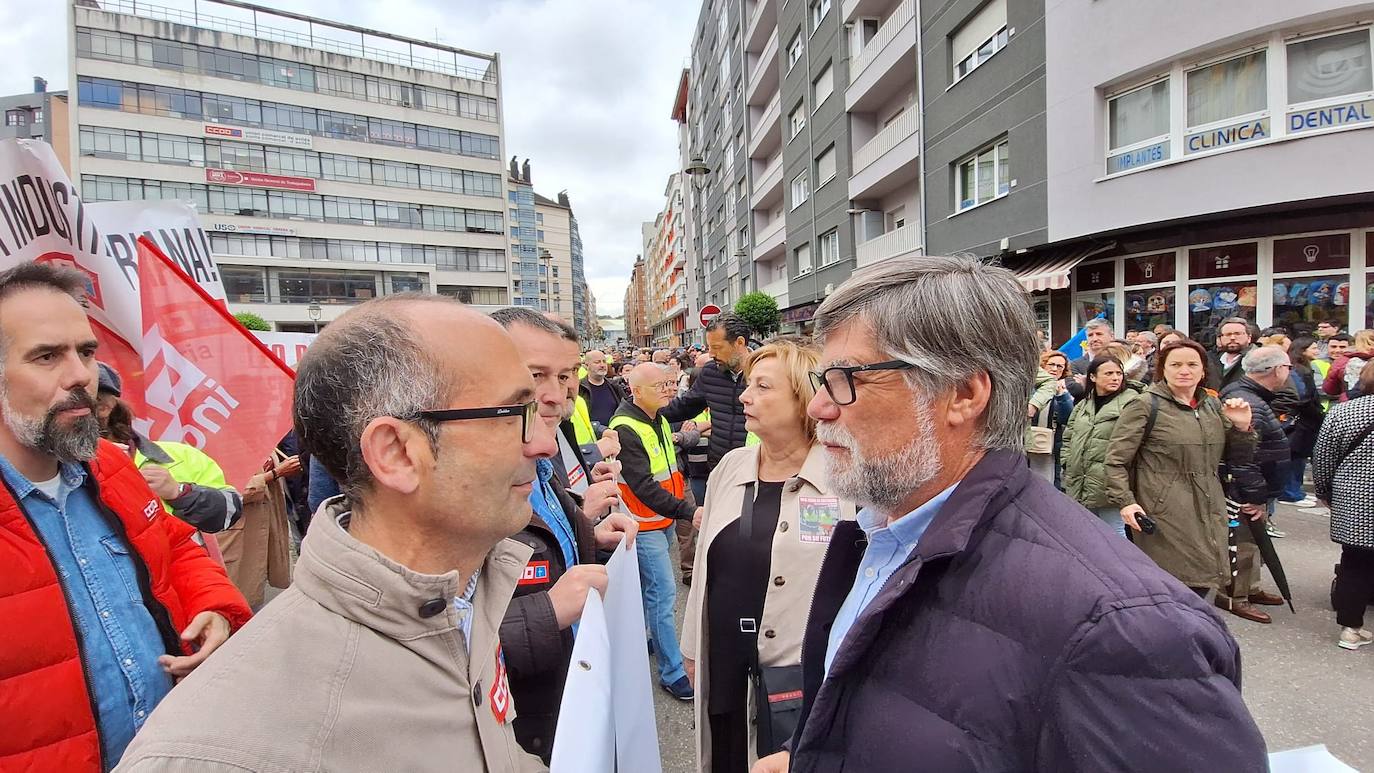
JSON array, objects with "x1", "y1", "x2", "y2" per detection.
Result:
[
  {"x1": 1287, "y1": 28, "x2": 1373, "y2": 106},
  {"x1": 790, "y1": 170, "x2": 810, "y2": 209},
  {"x1": 810, "y1": 0, "x2": 831, "y2": 31},
  {"x1": 816, "y1": 145, "x2": 837, "y2": 186},
  {"x1": 787, "y1": 32, "x2": 803, "y2": 71},
  {"x1": 955, "y1": 139, "x2": 1009, "y2": 211},
  {"x1": 819, "y1": 229, "x2": 839, "y2": 266},
  {"x1": 951, "y1": 0, "x2": 1008, "y2": 83},
  {"x1": 1186, "y1": 50, "x2": 1267, "y2": 128},
  {"x1": 813, "y1": 62, "x2": 834, "y2": 108},
  {"x1": 1106, "y1": 78, "x2": 1171, "y2": 174},
  {"x1": 5, "y1": 109, "x2": 27, "y2": 126},
  {"x1": 789, "y1": 102, "x2": 806, "y2": 139},
  {"x1": 796, "y1": 243, "x2": 813, "y2": 275}
]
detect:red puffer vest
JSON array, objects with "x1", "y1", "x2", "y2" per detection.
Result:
[{"x1": 0, "y1": 440, "x2": 252, "y2": 772}]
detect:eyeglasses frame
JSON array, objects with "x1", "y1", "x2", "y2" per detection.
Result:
[
  {"x1": 401, "y1": 400, "x2": 539, "y2": 443},
  {"x1": 809, "y1": 360, "x2": 916, "y2": 406}
]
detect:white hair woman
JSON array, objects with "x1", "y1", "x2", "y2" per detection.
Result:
[{"x1": 682, "y1": 339, "x2": 856, "y2": 772}]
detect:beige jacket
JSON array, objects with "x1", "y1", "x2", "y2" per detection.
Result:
[
  {"x1": 682, "y1": 443, "x2": 857, "y2": 772},
  {"x1": 115, "y1": 499, "x2": 547, "y2": 773}
]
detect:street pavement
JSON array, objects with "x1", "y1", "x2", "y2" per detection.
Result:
[{"x1": 652, "y1": 501, "x2": 1374, "y2": 772}]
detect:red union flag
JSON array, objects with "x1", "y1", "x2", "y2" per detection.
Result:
[{"x1": 129, "y1": 237, "x2": 295, "y2": 487}]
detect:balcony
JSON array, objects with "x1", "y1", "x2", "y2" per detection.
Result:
[
  {"x1": 856, "y1": 224, "x2": 921, "y2": 268},
  {"x1": 747, "y1": 28, "x2": 780, "y2": 107},
  {"x1": 842, "y1": 0, "x2": 896, "y2": 23},
  {"x1": 846, "y1": 0, "x2": 916, "y2": 111},
  {"x1": 753, "y1": 216, "x2": 785, "y2": 262},
  {"x1": 745, "y1": 0, "x2": 778, "y2": 54},
  {"x1": 750, "y1": 153, "x2": 784, "y2": 209},
  {"x1": 748, "y1": 92, "x2": 782, "y2": 160},
  {"x1": 761, "y1": 276, "x2": 789, "y2": 308},
  {"x1": 849, "y1": 108, "x2": 920, "y2": 199}
]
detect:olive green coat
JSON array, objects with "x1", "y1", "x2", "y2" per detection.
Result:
[
  {"x1": 1062, "y1": 388, "x2": 1141, "y2": 509},
  {"x1": 1104, "y1": 382, "x2": 1256, "y2": 590}
]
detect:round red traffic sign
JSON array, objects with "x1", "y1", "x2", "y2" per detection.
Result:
[{"x1": 699, "y1": 304, "x2": 722, "y2": 326}]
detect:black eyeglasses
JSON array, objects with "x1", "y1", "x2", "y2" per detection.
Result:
[
  {"x1": 401, "y1": 401, "x2": 539, "y2": 443},
  {"x1": 808, "y1": 360, "x2": 915, "y2": 406}
]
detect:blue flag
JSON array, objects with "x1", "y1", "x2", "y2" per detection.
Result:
[{"x1": 1058, "y1": 314, "x2": 1104, "y2": 360}]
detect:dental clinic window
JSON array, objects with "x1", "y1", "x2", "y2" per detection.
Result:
[
  {"x1": 1105, "y1": 78, "x2": 1170, "y2": 174},
  {"x1": 1184, "y1": 50, "x2": 1268, "y2": 156},
  {"x1": 1287, "y1": 28, "x2": 1373, "y2": 106},
  {"x1": 955, "y1": 139, "x2": 1009, "y2": 212}
]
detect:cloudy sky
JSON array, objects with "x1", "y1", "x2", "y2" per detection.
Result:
[{"x1": 0, "y1": 0, "x2": 699, "y2": 316}]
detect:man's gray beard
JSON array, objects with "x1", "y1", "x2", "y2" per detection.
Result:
[
  {"x1": 1, "y1": 391, "x2": 101, "y2": 464},
  {"x1": 816, "y1": 399, "x2": 942, "y2": 515}
]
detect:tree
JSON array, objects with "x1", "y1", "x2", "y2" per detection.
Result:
[
  {"x1": 234, "y1": 312, "x2": 271, "y2": 331},
  {"x1": 733, "y1": 291, "x2": 781, "y2": 338}
]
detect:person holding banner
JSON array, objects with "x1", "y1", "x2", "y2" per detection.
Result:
[
  {"x1": 0, "y1": 262, "x2": 251, "y2": 773},
  {"x1": 491, "y1": 307, "x2": 639, "y2": 764},
  {"x1": 117, "y1": 294, "x2": 551, "y2": 773}
]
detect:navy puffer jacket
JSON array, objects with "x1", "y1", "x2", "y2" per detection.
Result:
[
  {"x1": 658, "y1": 360, "x2": 748, "y2": 471},
  {"x1": 789, "y1": 450, "x2": 1265, "y2": 773},
  {"x1": 1219, "y1": 376, "x2": 1291, "y2": 504}
]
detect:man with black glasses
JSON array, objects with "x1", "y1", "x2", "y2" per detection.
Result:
[{"x1": 119, "y1": 295, "x2": 553, "y2": 772}]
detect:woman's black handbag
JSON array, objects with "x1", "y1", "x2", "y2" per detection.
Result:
[{"x1": 751, "y1": 664, "x2": 804, "y2": 757}]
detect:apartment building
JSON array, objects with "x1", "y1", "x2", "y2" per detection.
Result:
[
  {"x1": 624, "y1": 254, "x2": 651, "y2": 346},
  {"x1": 68, "y1": 0, "x2": 511, "y2": 331},
  {"x1": 643, "y1": 172, "x2": 691, "y2": 347},
  {"x1": 505, "y1": 156, "x2": 581, "y2": 322},
  {"x1": 2, "y1": 78, "x2": 72, "y2": 173},
  {"x1": 1017, "y1": 0, "x2": 1374, "y2": 344}
]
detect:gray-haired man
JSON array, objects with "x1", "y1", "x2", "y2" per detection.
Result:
[
  {"x1": 118, "y1": 295, "x2": 551, "y2": 772},
  {"x1": 1067, "y1": 317, "x2": 1114, "y2": 399},
  {"x1": 755, "y1": 255, "x2": 1263, "y2": 773}
]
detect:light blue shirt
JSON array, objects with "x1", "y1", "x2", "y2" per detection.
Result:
[
  {"x1": 824, "y1": 484, "x2": 958, "y2": 676},
  {"x1": 0, "y1": 454, "x2": 174, "y2": 769},
  {"x1": 452, "y1": 570, "x2": 481, "y2": 652},
  {"x1": 529, "y1": 458, "x2": 578, "y2": 571}
]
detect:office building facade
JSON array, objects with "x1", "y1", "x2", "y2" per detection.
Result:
[{"x1": 68, "y1": 0, "x2": 511, "y2": 331}]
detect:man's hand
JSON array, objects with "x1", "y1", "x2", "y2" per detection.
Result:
[
  {"x1": 591, "y1": 459, "x2": 621, "y2": 484},
  {"x1": 693, "y1": 507, "x2": 705, "y2": 529},
  {"x1": 581, "y1": 480, "x2": 621, "y2": 520},
  {"x1": 547, "y1": 565, "x2": 609, "y2": 629},
  {"x1": 593, "y1": 512, "x2": 638, "y2": 550},
  {"x1": 157, "y1": 611, "x2": 231, "y2": 681},
  {"x1": 1221, "y1": 397, "x2": 1253, "y2": 432},
  {"x1": 273, "y1": 455, "x2": 302, "y2": 479},
  {"x1": 596, "y1": 430, "x2": 621, "y2": 460},
  {"x1": 1027, "y1": 402, "x2": 1038, "y2": 418},
  {"x1": 140, "y1": 465, "x2": 182, "y2": 500},
  {"x1": 753, "y1": 751, "x2": 790, "y2": 773},
  {"x1": 1120, "y1": 504, "x2": 1145, "y2": 532},
  {"x1": 685, "y1": 656, "x2": 696, "y2": 687},
  {"x1": 1239, "y1": 503, "x2": 1266, "y2": 522},
  {"x1": 681, "y1": 420, "x2": 698, "y2": 434}
]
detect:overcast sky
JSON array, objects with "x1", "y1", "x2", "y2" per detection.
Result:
[{"x1": 0, "y1": 0, "x2": 698, "y2": 316}]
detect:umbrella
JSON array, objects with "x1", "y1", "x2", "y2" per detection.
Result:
[{"x1": 1247, "y1": 512, "x2": 1295, "y2": 614}]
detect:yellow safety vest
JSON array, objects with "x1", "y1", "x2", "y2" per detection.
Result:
[
  {"x1": 608, "y1": 412, "x2": 685, "y2": 531},
  {"x1": 571, "y1": 395, "x2": 596, "y2": 445}
]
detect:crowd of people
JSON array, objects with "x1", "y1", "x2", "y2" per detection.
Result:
[{"x1": 1, "y1": 253, "x2": 1372, "y2": 773}]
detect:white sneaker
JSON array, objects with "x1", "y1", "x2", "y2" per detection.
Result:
[
  {"x1": 1338, "y1": 628, "x2": 1374, "y2": 650},
  {"x1": 1294, "y1": 497, "x2": 1319, "y2": 508}
]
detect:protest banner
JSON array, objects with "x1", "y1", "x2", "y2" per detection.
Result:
[
  {"x1": 89, "y1": 199, "x2": 227, "y2": 303},
  {"x1": 250, "y1": 330, "x2": 315, "y2": 370}
]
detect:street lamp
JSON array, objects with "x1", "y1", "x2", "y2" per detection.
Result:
[
  {"x1": 538, "y1": 248, "x2": 554, "y2": 313},
  {"x1": 306, "y1": 301, "x2": 322, "y2": 334},
  {"x1": 683, "y1": 155, "x2": 711, "y2": 177}
]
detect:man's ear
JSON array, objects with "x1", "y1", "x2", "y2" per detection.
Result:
[
  {"x1": 945, "y1": 371, "x2": 992, "y2": 433},
  {"x1": 358, "y1": 417, "x2": 427, "y2": 496}
]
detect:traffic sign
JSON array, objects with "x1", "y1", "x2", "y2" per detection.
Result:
[{"x1": 699, "y1": 304, "x2": 722, "y2": 326}]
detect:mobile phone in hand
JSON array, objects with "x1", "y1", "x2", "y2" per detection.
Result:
[{"x1": 1137, "y1": 513, "x2": 1157, "y2": 535}]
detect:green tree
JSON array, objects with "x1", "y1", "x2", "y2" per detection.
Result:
[
  {"x1": 733, "y1": 291, "x2": 781, "y2": 338},
  {"x1": 234, "y1": 312, "x2": 271, "y2": 331}
]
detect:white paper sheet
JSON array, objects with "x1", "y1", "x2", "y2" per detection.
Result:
[
  {"x1": 550, "y1": 539, "x2": 662, "y2": 773},
  {"x1": 1267, "y1": 745, "x2": 1359, "y2": 773}
]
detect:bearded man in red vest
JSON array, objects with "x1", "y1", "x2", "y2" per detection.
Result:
[{"x1": 0, "y1": 261, "x2": 251, "y2": 772}]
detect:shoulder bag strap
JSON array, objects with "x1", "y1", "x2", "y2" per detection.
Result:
[
  {"x1": 740, "y1": 480, "x2": 756, "y2": 541},
  {"x1": 1141, "y1": 393, "x2": 1161, "y2": 446}
]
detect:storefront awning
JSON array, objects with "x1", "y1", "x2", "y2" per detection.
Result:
[{"x1": 1013, "y1": 242, "x2": 1117, "y2": 293}]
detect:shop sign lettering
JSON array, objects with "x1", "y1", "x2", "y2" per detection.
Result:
[
  {"x1": 1185, "y1": 118, "x2": 1269, "y2": 154},
  {"x1": 1287, "y1": 99, "x2": 1374, "y2": 134}
]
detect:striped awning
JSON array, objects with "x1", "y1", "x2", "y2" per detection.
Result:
[{"x1": 1013, "y1": 242, "x2": 1117, "y2": 293}]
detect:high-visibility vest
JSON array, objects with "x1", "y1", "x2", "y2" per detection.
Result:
[
  {"x1": 578, "y1": 365, "x2": 588, "y2": 381},
  {"x1": 571, "y1": 395, "x2": 597, "y2": 445},
  {"x1": 608, "y1": 412, "x2": 686, "y2": 531}
]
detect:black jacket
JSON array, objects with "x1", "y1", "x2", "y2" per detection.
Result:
[
  {"x1": 1271, "y1": 366, "x2": 1324, "y2": 458},
  {"x1": 500, "y1": 473, "x2": 596, "y2": 763},
  {"x1": 610, "y1": 400, "x2": 697, "y2": 522},
  {"x1": 1219, "y1": 376, "x2": 1292, "y2": 504},
  {"x1": 788, "y1": 450, "x2": 1264, "y2": 772},
  {"x1": 1207, "y1": 345, "x2": 1254, "y2": 393},
  {"x1": 579, "y1": 376, "x2": 627, "y2": 431},
  {"x1": 658, "y1": 360, "x2": 748, "y2": 470}
]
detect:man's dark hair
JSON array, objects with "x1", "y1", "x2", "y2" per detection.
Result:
[
  {"x1": 0, "y1": 261, "x2": 88, "y2": 305},
  {"x1": 293, "y1": 295, "x2": 452, "y2": 501},
  {"x1": 490, "y1": 306, "x2": 578, "y2": 342},
  {"x1": 1318, "y1": 320, "x2": 1343, "y2": 329},
  {"x1": 705, "y1": 311, "x2": 752, "y2": 342},
  {"x1": 1218, "y1": 317, "x2": 1250, "y2": 331},
  {"x1": 1330, "y1": 333, "x2": 1353, "y2": 344}
]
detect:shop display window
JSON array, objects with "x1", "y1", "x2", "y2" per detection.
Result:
[
  {"x1": 1366, "y1": 272, "x2": 1373, "y2": 329},
  {"x1": 1273, "y1": 233, "x2": 1350, "y2": 273},
  {"x1": 1125, "y1": 287, "x2": 1175, "y2": 333},
  {"x1": 1124, "y1": 252, "x2": 1175, "y2": 286},
  {"x1": 1188, "y1": 281, "x2": 1257, "y2": 346},
  {"x1": 1272, "y1": 273, "x2": 1348, "y2": 332},
  {"x1": 1076, "y1": 293, "x2": 1114, "y2": 329},
  {"x1": 1188, "y1": 242, "x2": 1257, "y2": 280}
]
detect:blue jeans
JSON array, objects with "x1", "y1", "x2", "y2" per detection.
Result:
[
  {"x1": 636, "y1": 527, "x2": 687, "y2": 686},
  {"x1": 1093, "y1": 506, "x2": 1128, "y2": 538},
  {"x1": 1277, "y1": 457, "x2": 1308, "y2": 502}
]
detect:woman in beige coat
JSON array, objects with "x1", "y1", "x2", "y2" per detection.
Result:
[{"x1": 683, "y1": 339, "x2": 857, "y2": 773}]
